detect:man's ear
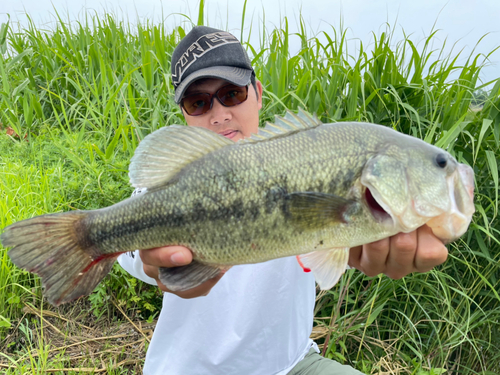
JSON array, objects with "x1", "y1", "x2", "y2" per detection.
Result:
[{"x1": 256, "y1": 80, "x2": 263, "y2": 110}]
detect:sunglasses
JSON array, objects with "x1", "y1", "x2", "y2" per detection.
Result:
[{"x1": 181, "y1": 84, "x2": 249, "y2": 116}]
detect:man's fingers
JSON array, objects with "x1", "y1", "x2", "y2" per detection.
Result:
[
  {"x1": 348, "y1": 245, "x2": 363, "y2": 269},
  {"x1": 358, "y1": 237, "x2": 390, "y2": 277},
  {"x1": 139, "y1": 245, "x2": 224, "y2": 298},
  {"x1": 143, "y1": 263, "x2": 160, "y2": 281},
  {"x1": 414, "y1": 225, "x2": 448, "y2": 272},
  {"x1": 143, "y1": 264, "x2": 224, "y2": 299},
  {"x1": 385, "y1": 231, "x2": 417, "y2": 279},
  {"x1": 139, "y1": 246, "x2": 193, "y2": 268}
]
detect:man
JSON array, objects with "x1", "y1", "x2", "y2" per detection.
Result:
[{"x1": 118, "y1": 26, "x2": 448, "y2": 374}]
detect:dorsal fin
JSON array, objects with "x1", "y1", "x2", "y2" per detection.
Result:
[
  {"x1": 242, "y1": 108, "x2": 322, "y2": 143},
  {"x1": 129, "y1": 125, "x2": 233, "y2": 189}
]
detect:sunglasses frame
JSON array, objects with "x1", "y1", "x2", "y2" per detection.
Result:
[{"x1": 181, "y1": 83, "x2": 249, "y2": 116}]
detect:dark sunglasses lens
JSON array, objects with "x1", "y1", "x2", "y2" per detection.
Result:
[
  {"x1": 218, "y1": 85, "x2": 248, "y2": 106},
  {"x1": 182, "y1": 93, "x2": 212, "y2": 116}
]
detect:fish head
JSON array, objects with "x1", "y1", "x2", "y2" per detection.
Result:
[{"x1": 360, "y1": 140, "x2": 475, "y2": 242}]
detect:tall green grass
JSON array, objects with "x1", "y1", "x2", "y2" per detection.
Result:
[{"x1": 0, "y1": 8, "x2": 499, "y2": 374}]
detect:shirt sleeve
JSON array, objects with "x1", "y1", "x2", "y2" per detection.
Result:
[
  {"x1": 116, "y1": 187, "x2": 158, "y2": 286},
  {"x1": 117, "y1": 250, "x2": 157, "y2": 286}
]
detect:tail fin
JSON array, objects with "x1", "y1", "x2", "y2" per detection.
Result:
[{"x1": 1, "y1": 211, "x2": 117, "y2": 306}]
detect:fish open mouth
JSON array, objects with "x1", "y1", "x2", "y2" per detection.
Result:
[
  {"x1": 424, "y1": 164, "x2": 476, "y2": 241},
  {"x1": 365, "y1": 187, "x2": 392, "y2": 223}
]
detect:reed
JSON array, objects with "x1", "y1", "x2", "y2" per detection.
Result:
[{"x1": 0, "y1": 7, "x2": 498, "y2": 374}]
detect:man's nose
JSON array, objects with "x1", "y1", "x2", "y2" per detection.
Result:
[{"x1": 209, "y1": 97, "x2": 232, "y2": 125}]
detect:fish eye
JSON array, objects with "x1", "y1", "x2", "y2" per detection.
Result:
[{"x1": 435, "y1": 153, "x2": 447, "y2": 168}]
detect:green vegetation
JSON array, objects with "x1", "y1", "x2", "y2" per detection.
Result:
[{"x1": 1, "y1": 6, "x2": 499, "y2": 374}]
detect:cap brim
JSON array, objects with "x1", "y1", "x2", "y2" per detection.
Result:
[{"x1": 174, "y1": 66, "x2": 253, "y2": 103}]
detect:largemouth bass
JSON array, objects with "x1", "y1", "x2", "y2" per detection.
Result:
[{"x1": 1, "y1": 110, "x2": 475, "y2": 305}]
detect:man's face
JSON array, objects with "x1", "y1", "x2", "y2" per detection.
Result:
[{"x1": 181, "y1": 78, "x2": 263, "y2": 141}]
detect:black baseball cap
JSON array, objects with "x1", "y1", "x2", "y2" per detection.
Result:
[{"x1": 171, "y1": 26, "x2": 254, "y2": 103}]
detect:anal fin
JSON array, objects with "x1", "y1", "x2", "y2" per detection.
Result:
[
  {"x1": 297, "y1": 247, "x2": 349, "y2": 289},
  {"x1": 159, "y1": 261, "x2": 223, "y2": 292}
]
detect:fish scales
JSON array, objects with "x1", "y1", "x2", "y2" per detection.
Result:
[
  {"x1": 1, "y1": 110, "x2": 475, "y2": 305},
  {"x1": 81, "y1": 123, "x2": 391, "y2": 264}
]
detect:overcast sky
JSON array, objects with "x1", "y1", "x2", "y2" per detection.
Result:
[{"x1": 1, "y1": 0, "x2": 499, "y2": 84}]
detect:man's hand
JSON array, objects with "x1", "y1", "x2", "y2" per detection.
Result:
[
  {"x1": 141, "y1": 225, "x2": 446, "y2": 298},
  {"x1": 348, "y1": 225, "x2": 448, "y2": 279},
  {"x1": 139, "y1": 246, "x2": 223, "y2": 299}
]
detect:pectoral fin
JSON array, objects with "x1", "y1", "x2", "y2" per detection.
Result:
[
  {"x1": 296, "y1": 247, "x2": 350, "y2": 289},
  {"x1": 289, "y1": 192, "x2": 359, "y2": 229},
  {"x1": 158, "y1": 261, "x2": 224, "y2": 292}
]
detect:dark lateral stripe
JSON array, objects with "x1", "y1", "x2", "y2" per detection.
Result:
[{"x1": 86, "y1": 199, "x2": 268, "y2": 246}]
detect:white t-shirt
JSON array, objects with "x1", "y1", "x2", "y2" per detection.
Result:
[{"x1": 118, "y1": 252, "x2": 318, "y2": 375}]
